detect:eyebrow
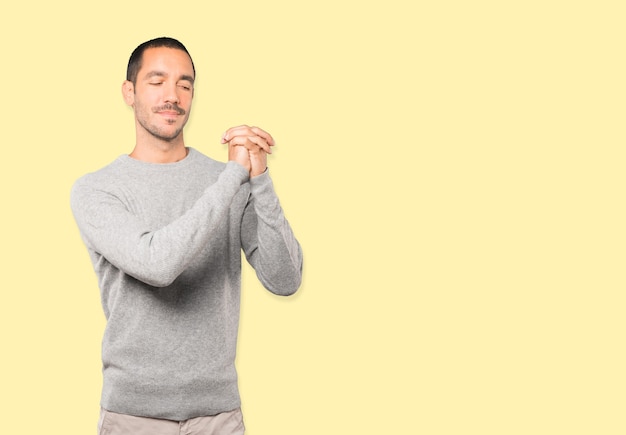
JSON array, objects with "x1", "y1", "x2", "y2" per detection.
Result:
[
  {"x1": 180, "y1": 74, "x2": 195, "y2": 84},
  {"x1": 144, "y1": 71, "x2": 195, "y2": 84}
]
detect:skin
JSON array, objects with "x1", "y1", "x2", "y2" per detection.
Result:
[{"x1": 122, "y1": 46, "x2": 273, "y2": 175}]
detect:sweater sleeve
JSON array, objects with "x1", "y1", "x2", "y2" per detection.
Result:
[
  {"x1": 241, "y1": 170, "x2": 303, "y2": 295},
  {"x1": 71, "y1": 161, "x2": 249, "y2": 287}
]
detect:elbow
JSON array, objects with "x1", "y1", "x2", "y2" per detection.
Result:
[
  {"x1": 133, "y1": 267, "x2": 180, "y2": 288},
  {"x1": 260, "y1": 265, "x2": 303, "y2": 296},
  {"x1": 277, "y1": 257, "x2": 304, "y2": 296},
  {"x1": 273, "y1": 278, "x2": 302, "y2": 296},
  {"x1": 145, "y1": 276, "x2": 177, "y2": 288}
]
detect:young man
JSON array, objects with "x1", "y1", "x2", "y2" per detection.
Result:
[{"x1": 71, "y1": 37, "x2": 303, "y2": 435}]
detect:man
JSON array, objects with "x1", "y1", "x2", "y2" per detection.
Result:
[{"x1": 71, "y1": 37, "x2": 303, "y2": 435}]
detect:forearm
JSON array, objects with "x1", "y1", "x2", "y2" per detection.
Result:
[
  {"x1": 243, "y1": 171, "x2": 303, "y2": 295},
  {"x1": 72, "y1": 162, "x2": 249, "y2": 287}
]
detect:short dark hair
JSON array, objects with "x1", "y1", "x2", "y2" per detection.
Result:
[{"x1": 126, "y1": 37, "x2": 195, "y2": 85}]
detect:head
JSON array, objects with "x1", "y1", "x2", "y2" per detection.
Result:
[
  {"x1": 126, "y1": 37, "x2": 195, "y2": 86},
  {"x1": 122, "y1": 37, "x2": 196, "y2": 144}
]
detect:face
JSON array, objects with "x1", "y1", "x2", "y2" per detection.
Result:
[{"x1": 123, "y1": 47, "x2": 195, "y2": 143}]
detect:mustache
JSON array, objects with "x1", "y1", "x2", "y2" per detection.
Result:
[{"x1": 152, "y1": 104, "x2": 186, "y2": 115}]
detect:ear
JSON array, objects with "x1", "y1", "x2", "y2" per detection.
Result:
[{"x1": 122, "y1": 80, "x2": 135, "y2": 106}]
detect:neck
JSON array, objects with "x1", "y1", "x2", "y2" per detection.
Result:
[{"x1": 130, "y1": 131, "x2": 188, "y2": 163}]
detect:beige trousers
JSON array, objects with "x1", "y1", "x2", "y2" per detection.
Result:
[{"x1": 98, "y1": 407, "x2": 245, "y2": 435}]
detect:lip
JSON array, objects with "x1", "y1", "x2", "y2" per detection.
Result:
[{"x1": 158, "y1": 111, "x2": 180, "y2": 116}]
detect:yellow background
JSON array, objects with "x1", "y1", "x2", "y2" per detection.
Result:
[{"x1": 1, "y1": 1, "x2": 625, "y2": 434}]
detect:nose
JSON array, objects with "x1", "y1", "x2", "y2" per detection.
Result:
[{"x1": 164, "y1": 82, "x2": 180, "y2": 104}]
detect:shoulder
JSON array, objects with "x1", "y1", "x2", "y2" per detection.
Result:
[
  {"x1": 72, "y1": 157, "x2": 124, "y2": 193},
  {"x1": 70, "y1": 157, "x2": 131, "y2": 215}
]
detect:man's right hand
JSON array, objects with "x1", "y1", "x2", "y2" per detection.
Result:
[{"x1": 228, "y1": 141, "x2": 251, "y2": 173}]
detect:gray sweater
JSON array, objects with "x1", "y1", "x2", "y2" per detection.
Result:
[{"x1": 71, "y1": 148, "x2": 302, "y2": 420}]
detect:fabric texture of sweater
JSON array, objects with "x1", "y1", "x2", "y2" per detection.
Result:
[{"x1": 70, "y1": 148, "x2": 302, "y2": 420}]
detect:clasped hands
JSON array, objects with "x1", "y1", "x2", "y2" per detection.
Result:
[{"x1": 222, "y1": 125, "x2": 275, "y2": 178}]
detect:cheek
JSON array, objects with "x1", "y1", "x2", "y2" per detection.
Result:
[{"x1": 181, "y1": 96, "x2": 193, "y2": 111}]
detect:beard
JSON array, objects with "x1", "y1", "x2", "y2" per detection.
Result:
[{"x1": 135, "y1": 102, "x2": 189, "y2": 142}]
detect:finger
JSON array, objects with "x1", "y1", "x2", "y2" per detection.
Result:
[
  {"x1": 222, "y1": 125, "x2": 275, "y2": 146},
  {"x1": 247, "y1": 135, "x2": 272, "y2": 154},
  {"x1": 222, "y1": 125, "x2": 252, "y2": 143},
  {"x1": 250, "y1": 126, "x2": 275, "y2": 146},
  {"x1": 227, "y1": 135, "x2": 271, "y2": 154}
]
